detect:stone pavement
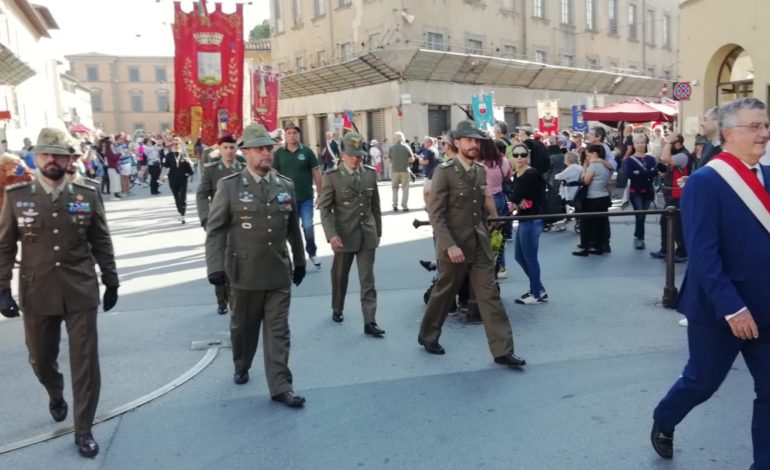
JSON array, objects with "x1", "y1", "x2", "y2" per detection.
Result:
[{"x1": 0, "y1": 178, "x2": 755, "y2": 470}]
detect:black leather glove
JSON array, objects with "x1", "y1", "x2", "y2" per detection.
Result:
[
  {"x1": 103, "y1": 286, "x2": 119, "y2": 312},
  {"x1": 292, "y1": 266, "x2": 306, "y2": 286},
  {"x1": 0, "y1": 288, "x2": 19, "y2": 318},
  {"x1": 208, "y1": 271, "x2": 228, "y2": 286},
  {"x1": 201, "y1": 219, "x2": 207, "y2": 229}
]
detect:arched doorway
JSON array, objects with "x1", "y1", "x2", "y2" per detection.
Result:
[{"x1": 716, "y1": 46, "x2": 754, "y2": 105}]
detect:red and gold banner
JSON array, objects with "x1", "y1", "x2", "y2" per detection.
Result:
[
  {"x1": 252, "y1": 66, "x2": 280, "y2": 132},
  {"x1": 173, "y1": 1, "x2": 244, "y2": 145}
]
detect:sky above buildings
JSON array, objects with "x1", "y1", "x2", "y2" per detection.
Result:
[{"x1": 34, "y1": 0, "x2": 270, "y2": 56}]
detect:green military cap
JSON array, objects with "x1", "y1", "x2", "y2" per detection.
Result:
[
  {"x1": 239, "y1": 124, "x2": 276, "y2": 149},
  {"x1": 34, "y1": 127, "x2": 71, "y2": 155},
  {"x1": 68, "y1": 138, "x2": 83, "y2": 156},
  {"x1": 454, "y1": 120, "x2": 489, "y2": 140},
  {"x1": 341, "y1": 131, "x2": 367, "y2": 157}
]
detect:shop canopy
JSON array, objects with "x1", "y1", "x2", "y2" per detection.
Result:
[
  {"x1": 69, "y1": 123, "x2": 92, "y2": 134},
  {"x1": 581, "y1": 98, "x2": 678, "y2": 124}
]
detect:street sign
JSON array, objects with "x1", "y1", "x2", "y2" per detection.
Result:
[
  {"x1": 673, "y1": 82, "x2": 692, "y2": 101},
  {"x1": 330, "y1": 117, "x2": 344, "y2": 128},
  {"x1": 400, "y1": 93, "x2": 412, "y2": 105}
]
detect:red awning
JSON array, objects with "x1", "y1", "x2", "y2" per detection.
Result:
[
  {"x1": 0, "y1": 110, "x2": 11, "y2": 121},
  {"x1": 581, "y1": 98, "x2": 678, "y2": 124},
  {"x1": 69, "y1": 123, "x2": 91, "y2": 133}
]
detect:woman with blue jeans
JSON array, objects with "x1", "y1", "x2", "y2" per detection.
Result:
[
  {"x1": 509, "y1": 144, "x2": 547, "y2": 305},
  {"x1": 624, "y1": 134, "x2": 658, "y2": 250}
]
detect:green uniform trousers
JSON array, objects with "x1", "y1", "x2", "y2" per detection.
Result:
[
  {"x1": 215, "y1": 283, "x2": 229, "y2": 308},
  {"x1": 419, "y1": 250, "x2": 514, "y2": 358},
  {"x1": 23, "y1": 308, "x2": 100, "y2": 435},
  {"x1": 331, "y1": 249, "x2": 377, "y2": 324},
  {"x1": 230, "y1": 287, "x2": 293, "y2": 397}
]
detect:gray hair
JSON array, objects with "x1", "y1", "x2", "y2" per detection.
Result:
[
  {"x1": 704, "y1": 105, "x2": 719, "y2": 119},
  {"x1": 632, "y1": 133, "x2": 649, "y2": 144},
  {"x1": 394, "y1": 131, "x2": 405, "y2": 143},
  {"x1": 564, "y1": 151, "x2": 579, "y2": 164},
  {"x1": 494, "y1": 121, "x2": 508, "y2": 135},
  {"x1": 719, "y1": 97, "x2": 766, "y2": 133}
]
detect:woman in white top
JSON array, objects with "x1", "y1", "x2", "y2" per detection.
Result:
[
  {"x1": 648, "y1": 126, "x2": 665, "y2": 159},
  {"x1": 554, "y1": 151, "x2": 583, "y2": 202}
]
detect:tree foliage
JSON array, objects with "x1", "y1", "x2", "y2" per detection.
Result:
[{"x1": 249, "y1": 19, "x2": 270, "y2": 40}]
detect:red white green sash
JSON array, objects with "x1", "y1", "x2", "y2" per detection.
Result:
[{"x1": 707, "y1": 152, "x2": 770, "y2": 235}]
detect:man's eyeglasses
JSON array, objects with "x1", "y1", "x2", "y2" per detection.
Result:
[{"x1": 732, "y1": 122, "x2": 770, "y2": 132}]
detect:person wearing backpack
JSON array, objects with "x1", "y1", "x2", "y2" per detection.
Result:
[{"x1": 650, "y1": 132, "x2": 692, "y2": 263}]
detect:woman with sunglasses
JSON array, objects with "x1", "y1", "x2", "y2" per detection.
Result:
[{"x1": 509, "y1": 143, "x2": 548, "y2": 304}]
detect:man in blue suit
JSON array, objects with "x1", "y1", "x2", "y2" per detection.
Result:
[{"x1": 650, "y1": 97, "x2": 770, "y2": 470}]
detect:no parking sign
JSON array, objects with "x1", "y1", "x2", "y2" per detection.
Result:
[{"x1": 673, "y1": 82, "x2": 692, "y2": 101}]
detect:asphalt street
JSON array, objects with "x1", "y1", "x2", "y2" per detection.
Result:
[{"x1": 0, "y1": 177, "x2": 755, "y2": 470}]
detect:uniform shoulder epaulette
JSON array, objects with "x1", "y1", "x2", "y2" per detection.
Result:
[
  {"x1": 221, "y1": 172, "x2": 241, "y2": 181},
  {"x1": 325, "y1": 167, "x2": 339, "y2": 174},
  {"x1": 204, "y1": 161, "x2": 219, "y2": 168},
  {"x1": 5, "y1": 181, "x2": 31, "y2": 191},
  {"x1": 439, "y1": 159, "x2": 456, "y2": 168},
  {"x1": 362, "y1": 164, "x2": 375, "y2": 171},
  {"x1": 73, "y1": 179, "x2": 98, "y2": 190},
  {"x1": 473, "y1": 161, "x2": 485, "y2": 167}
]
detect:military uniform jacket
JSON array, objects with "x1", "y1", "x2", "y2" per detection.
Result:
[
  {"x1": 428, "y1": 159, "x2": 494, "y2": 263},
  {"x1": 205, "y1": 171, "x2": 305, "y2": 291},
  {"x1": 196, "y1": 160, "x2": 244, "y2": 223},
  {"x1": 0, "y1": 180, "x2": 118, "y2": 314},
  {"x1": 319, "y1": 165, "x2": 382, "y2": 252}
]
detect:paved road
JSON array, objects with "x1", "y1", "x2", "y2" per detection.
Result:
[{"x1": 0, "y1": 179, "x2": 755, "y2": 469}]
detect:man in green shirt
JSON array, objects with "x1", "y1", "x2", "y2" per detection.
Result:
[
  {"x1": 272, "y1": 124, "x2": 323, "y2": 268},
  {"x1": 388, "y1": 131, "x2": 414, "y2": 212}
]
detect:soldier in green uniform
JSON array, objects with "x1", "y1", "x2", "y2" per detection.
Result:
[
  {"x1": 196, "y1": 135, "x2": 244, "y2": 315},
  {"x1": 0, "y1": 128, "x2": 119, "y2": 458},
  {"x1": 417, "y1": 121, "x2": 526, "y2": 368},
  {"x1": 318, "y1": 132, "x2": 384, "y2": 337},
  {"x1": 205, "y1": 124, "x2": 307, "y2": 408}
]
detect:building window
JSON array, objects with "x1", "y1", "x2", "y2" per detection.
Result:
[
  {"x1": 128, "y1": 66, "x2": 140, "y2": 82},
  {"x1": 560, "y1": 0, "x2": 572, "y2": 24},
  {"x1": 466, "y1": 38, "x2": 483, "y2": 55},
  {"x1": 587, "y1": 57, "x2": 599, "y2": 69},
  {"x1": 274, "y1": 0, "x2": 284, "y2": 33},
  {"x1": 608, "y1": 0, "x2": 617, "y2": 34},
  {"x1": 426, "y1": 32, "x2": 445, "y2": 51},
  {"x1": 130, "y1": 90, "x2": 143, "y2": 112},
  {"x1": 314, "y1": 0, "x2": 326, "y2": 16},
  {"x1": 292, "y1": 0, "x2": 302, "y2": 26},
  {"x1": 561, "y1": 54, "x2": 575, "y2": 67},
  {"x1": 586, "y1": 0, "x2": 595, "y2": 30},
  {"x1": 296, "y1": 56, "x2": 306, "y2": 73},
  {"x1": 628, "y1": 4, "x2": 637, "y2": 40},
  {"x1": 133, "y1": 123, "x2": 145, "y2": 132},
  {"x1": 91, "y1": 89, "x2": 103, "y2": 112},
  {"x1": 503, "y1": 44, "x2": 517, "y2": 59},
  {"x1": 662, "y1": 69, "x2": 672, "y2": 80},
  {"x1": 156, "y1": 90, "x2": 169, "y2": 112},
  {"x1": 161, "y1": 122, "x2": 172, "y2": 132},
  {"x1": 155, "y1": 67, "x2": 167, "y2": 83},
  {"x1": 340, "y1": 42, "x2": 352, "y2": 62},
  {"x1": 645, "y1": 9, "x2": 655, "y2": 45},
  {"x1": 646, "y1": 67, "x2": 656, "y2": 78},
  {"x1": 662, "y1": 14, "x2": 671, "y2": 48},
  {"x1": 338, "y1": 0, "x2": 351, "y2": 6},
  {"x1": 86, "y1": 66, "x2": 99, "y2": 81},
  {"x1": 535, "y1": 50, "x2": 547, "y2": 63},
  {"x1": 316, "y1": 50, "x2": 326, "y2": 66},
  {"x1": 533, "y1": 0, "x2": 545, "y2": 18}
]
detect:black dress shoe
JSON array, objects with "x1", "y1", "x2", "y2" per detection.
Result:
[
  {"x1": 233, "y1": 371, "x2": 249, "y2": 385},
  {"x1": 392, "y1": 206, "x2": 399, "y2": 212},
  {"x1": 332, "y1": 310, "x2": 344, "y2": 323},
  {"x1": 364, "y1": 322, "x2": 385, "y2": 336},
  {"x1": 418, "y1": 337, "x2": 445, "y2": 355},
  {"x1": 572, "y1": 249, "x2": 589, "y2": 257},
  {"x1": 587, "y1": 248, "x2": 604, "y2": 255},
  {"x1": 650, "y1": 422, "x2": 674, "y2": 459},
  {"x1": 217, "y1": 305, "x2": 228, "y2": 315},
  {"x1": 601, "y1": 244, "x2": 612, "y2": 253},
  {"x1": 49, "y1": 398, "x2": 68, "y2": 422},
  {"x1": 419, "y1": 260, "x2": 437, "y2": 272},
  {"x1": 271, "y1": 391, "x2": 305, "y2": 408},
  {"x1": 74, "y1": 433, "x2": 99, "y2": 458},
  {"x1": 494, "y1": 354, "x2": 527, "y2": 367}
]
